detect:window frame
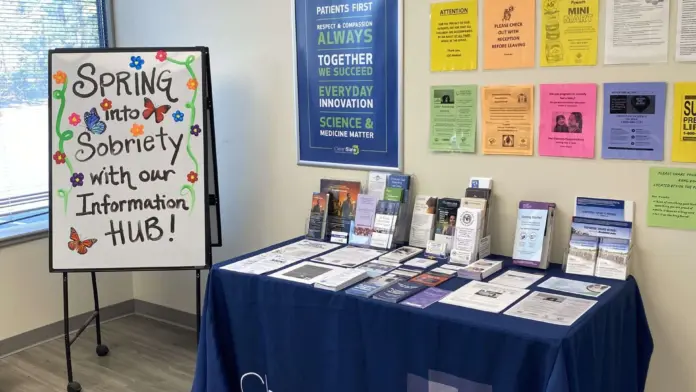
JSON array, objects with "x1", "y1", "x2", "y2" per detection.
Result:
[{"x1": 0, "y1": 0, "x2": 113, "y2": 247}]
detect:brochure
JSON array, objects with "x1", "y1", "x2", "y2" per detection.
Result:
[
  {"x1": 490, "y1": 270, "x2": 545, "y2": 289},
  {"x1": 380, "y1": 246, "x2": 423, "y2": 263},
  {"x1": 367, "y1": 172, "x2": 389, "y2": 199},
  {"x1": 505, "y1": 291, "x2": 597, "y2": 326},
  {"x1": 594, "y1": 238, "x2": 631, "y2": 280},
  {"x1": 430, "y1": 267, "x2": 457, "y2": 276},
  {"x1": 387, "y1": 174, "x2": 412, "y2": 244},
  {"x1": 571, "y1": 217, "x2": 632, "y2": 241},
  {"x1": 402, "y1": 288, "x2": 451, "y2": 309},
  {"x1": 307, "y1": 193, "x2": 329, "y2": 240},
  {"x1": 409, "y1": 195, "x2": 438, "y2": 248},
  {"x1": 439, "y1": 281, "x2": 529, "y2": 313},
  {"x1": 404, "y1": 257, "x2": 438, "y2": 269},
  {"x1": 267, "y1": 240, "x2": 341, "y2": 261},
  {"x1": 450, "y1": 207, "x2": 483, "y2": 265},
  {"x1": 348, "y1": 194, "x2": 379, "y2": 246},
  {"x1": 409, "y1": 271, "x2": 452, "y2": 287},
  {"x1": 346, "y1": 273, "x2": 403, "y2": 297},
  {"x1": 512, "y1": 201, "x2": 556, "y2": 269},
  {"x1": 457, "y1": 259, "x2": 502, "y2": 280},
  {"x1": 320, "y1": 179, "x2": 361, "y2": 239},
  {"x1": 269, "y1": 261, "x2": 344, "y2": 285},
  {"x1": 574, "y1": 197, "x2": 635, "y2": 222},
  {"x1": 311, "y1": 246, "x2": 385, "y2": 268},
  {"x1": 357, "y1": 260, "x2": 400, "y2": 278},
  {"x1": 539, "y1": 277, "x2": 611, "y2": 298},
  {"x1": 434, "y1": 198, "x2": 461, "y2": 252},
  {"x1": 314, "y1": 268, "x2": 369, "y2": 291},
  {"x1": 424, "y1": 240, "x2": 448, "y2": 259},
  {"x1": 373, "y1": 281, "x2": 427, "y2": 303},
  {"x1": 370, "y1": 200, "x2": 400, "y2": 249},
  {"x1": 565, "y1": 235, "x2": 599, "y2": 276},
  {"x1": 222, "y1": 253, "x2": 291, "y2": 275},
  {"x1": 390, "y1": 269, "x2": 421, "y2": 279}
]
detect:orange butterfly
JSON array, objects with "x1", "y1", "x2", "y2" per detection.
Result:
[{"x1": 67, "y1": 227, "x2": 98, "y2": 255}]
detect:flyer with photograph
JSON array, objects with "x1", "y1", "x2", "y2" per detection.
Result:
[
  {"x1": 539, "y1": 84, "x2": 597, "y2": 158},
  {"x1": 505, "y1": 291, "x2": 597, "y2": 326},
  {"x1": 604, "y1": 0, "x2": 669, "y2": 64},
  {"x1": 482, "y1": 85, "x2": 534, "y2": 155},
  {"x1": 601, "y1": 82, "x2": 666, "y2": 161},
  {"x1": 541, "y1": 0, "x2": 599, "y2": 67},
  {"x1": 430, "y1": 85, "x2": 477, "y2": 153},
  {"x1": 430, "y1": 0, "x2": 478, "y2": 71},
  {"x1": 440, "y1": 281, "x2": 529, "y2": 313},
  {"x1": 483, "y1": 0, "x2": 536, "y2": 69},
  {"x1": 671, "y1": 82, "x2": 696, "y2": 162}
]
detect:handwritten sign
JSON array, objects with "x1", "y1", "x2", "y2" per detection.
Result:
[{"x1": 49, "y1": 48, "x2": 210, "y2": 271}]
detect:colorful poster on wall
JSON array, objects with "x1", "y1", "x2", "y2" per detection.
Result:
[
  {"x1": 604, "y1": 0, "x2": 669, "y2": 64},
  {"x1": 430, "y1": 1, "x2": 478, "y2": 71},
  {"x1": 483, "y1": 0, "x2": 536, "y2": 70},
  {"x1": 602, "y1": 82, "x2": 666, "y2": 161},
  {"x1": 541, "y1": 0, "x2": 599, "y2": 67},
  {"x1": 294, "y1": 0, "x2": 403, "y2": 171},
  {"x1": 539, "y1": 84, "x2": 597, "y2": 158},
  {"x1": 482, "y1": 85, "x2": 534, "y2": 155},
  {"x1": 672, "y1": 83, "x2": 696, "y2": 162},
  {"x1": 648, "y1": 167, "x2": 696, "y2": 230},
  {"x1": 430, "y1": 85, "x2": 477, "y2": 152}
]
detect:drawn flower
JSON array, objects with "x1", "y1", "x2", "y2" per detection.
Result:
[
  {"x1": 100, "y1": 98, "x2": 112, "y2": 111},
  {"x1": 129, "y1": 55, "x2": 145, "y2": 70},
  {"x1": 68, "y1": 112, "x2": 81, "y2": 126},
  {"x1": 190, "y1": 124, "x2": 201, "y2": 136},
  {"x1": 187, "y1": 78, "x2": 198, "y2": 90},
  {"x1": 187, "y1": 171, "x2": 199, "y2": 184},
  {"x1": 70, "y1": 173, "x2": 85, "y2": 187},
  {"x1": 53, "y1": 70, "x2": 67, "y2": 85},
  {"x1": 53, "y1": 151, "x2": 66, "y2": 164},
  {"x1": 156, "y1": 50, "x2": 167, "y2": 62},
  {"x1": 172, "y1": 110, "x2": 184, "y2": 122},
  {"x1": 130, "y1": 123, "x2": 144, "y2": 137}
]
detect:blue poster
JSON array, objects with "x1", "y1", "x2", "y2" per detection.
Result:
[{"x1": 295, "y1": 0, "x2": 403, "y2": 171}]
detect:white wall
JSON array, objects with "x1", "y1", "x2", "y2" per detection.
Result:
[
  {"x1": 0, "y1": 239, "x2": 133, "y2": 340},
  {"x1": 112, "y1": 1, "x2": 695, "y2": 391}
]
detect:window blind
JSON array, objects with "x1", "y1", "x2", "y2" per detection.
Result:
[{"x1": 0, "y1": 0, "x2": 108, "y2": 234}]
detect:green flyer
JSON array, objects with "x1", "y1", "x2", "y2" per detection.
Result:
[
  {"x1": 430, "y1": 85, "x2": 477, "y2": 153},
  {"x1": 648, "y1": 167, "x2": 696, "y2": 230}
]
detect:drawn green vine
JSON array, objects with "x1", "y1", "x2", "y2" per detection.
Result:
[
  {"x1": 167, "y1": 54, "x2": 199, "y2": 213},
  {"x1": 52, "y1": 76, "x2": 75, "y2": 213}
]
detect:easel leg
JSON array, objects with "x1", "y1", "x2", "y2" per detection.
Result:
[
  {"x1": 196, "y1": 270, "x2": 201, "y2": 344},
  {"x1": 91, "y1": 272, "x2": 109, "y2": 357},
  {"x1": 63, "y1": 273, "x2": 82, "y2": 392}
]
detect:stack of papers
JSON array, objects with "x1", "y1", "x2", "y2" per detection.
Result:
[
  {"x1": 346, "y1": 274, "x2": 404, "y2": 297},
  {"x1": 390, "y1": 269, "x2": 421, "y2": 280},
  {"x1": 373, "y1": 281, "x2": 427, "y2": 303},
  {"x1": 409, "y1": 271, "x2": 452, "y2": 287},
  {"x1": 379, "y1": 246, "x2": 423, "y2": 263},
  {"x1": 311, "y1": 246, "x2": 385, "y2": 268},
  {"x1": 269, "y1": 261, "x2": 344, "y2": 285},
  {"x1": 439, "y1": 281, "x2": 529, "y2": 313},
  {"x1": 222, "y1": 240, "x2": 340, "y2": 275},
  {"x1": 457, "y1": 259, "x2": 502, "y2": 280},
  {"x1": 314, "y1": 268, "x2": 369, "y2": 291},
  {"x1": 489, "y1": 270, "x2": 545, "y2": 289},
  {"x1": 402, "y1": 288, "x2": 451, "y2": 309},
  {"x1": 404, "y1": 257, "x2": 438, "y2": 269},
  {"x1": 357, "y1": 260, "x2": 400, "y2": 277},
  {"x1": 505, "y1": 291, "x2": 597, "y2": 326}
]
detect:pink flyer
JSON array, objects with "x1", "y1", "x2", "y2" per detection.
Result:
[{"x1": 539, "y1": 84, "x2": 597, "y2": 158}]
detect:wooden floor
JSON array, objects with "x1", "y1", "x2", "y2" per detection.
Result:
[{"x1": 0, "y1": 315, "x2": 197, "y2": 392}]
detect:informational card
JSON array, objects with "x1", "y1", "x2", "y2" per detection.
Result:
[
  {"x1": 483, "y1": 0, "x2": 536, "y2": 69},
  {"x1": 672, "y1": 83, "x2": 696, "y2": 162},
  {"x1": 539, "y1": 84, "x2": 597, "y2": 158},
  {"x1": 648, "y1": 167, "x2": 696, "y2": 230},
  {"x1": 676, "y1": 0, "x2": 696, "y2": 62},
  {"x1": 439, "y1": 281, "x2": 529, "y2": 313},
  {"x1": 604, "y1": 0, "x2": 669, "y2": 64},
  {"x1": 539, "y1": 277, "x2": 610, "y2": 298},
  {"x1": 430, "y1": 85, "x2": 477, "y2": 153},
  {"x1": 602, "y1": 82, "x2": 666, "y2": 161},
  {"x1": 430, "y1": 1, "x2": 478, "y2": 71},
  {"x1": 490, "y1": 270, "x2": 545, "y2": 289},
  {"x1": 541, "y1": 0, "x2": 599, "y2": 67},
  {"x1": 482, "y1": 85, "x2": 534, "y2": 155},
  {"x1": 505, "y1": 291, "x2": 597, "y2": 326}
]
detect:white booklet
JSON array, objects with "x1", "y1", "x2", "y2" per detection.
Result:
[
  {"x1": 269, "y1": 261, "x2": 343, "y2": 284},
  {"x1": 450, "y1": 207, "x2": 483, "y2": 265},
  {"x1": 538, "y1": 277, "x2": 611, "y2": 298},
  {"x1": 379, "y1": 246, "x2": 423, "y2": 263},
  {"x1": 315, "y1": 268, "x2": 368, "y2": 291},
  {"x1": 409, "y1": 195, "x2": 438, "y2": 248},
  {"x1": 268, "y1": 240, "x2": 341, "y2": 262},
  {"x1": 311, "y1": 246, "x2": 385, "y2": 268},
  {"x1": 439, "y1": 281, "x2": 529, "y2": 313},
  {"x1": 490, "y1": 270, "x2": 545, "y2": 289},
  {"x1": 404, "y1": 257, "x2": 438, "y2": 269},
  {"x1": 505, "y1": 291, "x2": 597, "y2": 326}
]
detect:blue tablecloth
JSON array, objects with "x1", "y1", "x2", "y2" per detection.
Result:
[{"x1": 192, "y1": 237, "x2": 653, "y2": 392}]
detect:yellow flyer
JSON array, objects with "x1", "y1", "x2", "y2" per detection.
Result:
[
  {"x1": 672, "y1": 82, "x2": 696, "y2": 163},
  {"x1": 482, "y1": 85, "x2": 534, "y2": 155},
  {"x1": 541, "y1": 0, "x2": 599, "y2": 67},
  {"x1": 431, "y1": 1, "x2": 478, "y2": 71},
  {"x1": 483, "y1": 0, "x2": 535, "y2": 69}
]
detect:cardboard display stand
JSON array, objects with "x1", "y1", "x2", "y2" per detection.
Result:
[{"x1": 48, "y1": 47, "x2": 221, "y2": 392}]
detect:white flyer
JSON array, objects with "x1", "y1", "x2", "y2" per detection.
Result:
[
  {"x1": 311, "y1": 246, "x2": 385, "y2": 268},
  {"x1": 604, "y1": 0, "x2": 670, "y2": 64},
  {"x1": 677, "y1": 0, "x2": 696, "y2": 61},
  {"x1": 490, "y1": 270, "x2": 545, "y2": 289},
  {"x1": 269, "y1": 261, "x2": 344, "y2": 284},
  {"x1": 222, "y1": 253, "x2": 290, "y2": 275},
  {"x1": 505, "y1": 291, "x2": 597, "y2": 326},
  {"x1": 450, "y1": 208, "x2": 482, "y2": 265},
  {"x1": 367, "y1": 172, "x2": 389, "y2": 199},
  {"x1": 268, "y1": 240, "x2": 341, "y2": 261},
  {"x1": 439, "y1": 281, "x2": 529, "y2": 313},
  {"x1": 538, "y1": 277, "x2": 611, "y2": 298}
]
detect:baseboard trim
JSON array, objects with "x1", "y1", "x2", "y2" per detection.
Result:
[
  {"x1": 133, "y1": 299, "x2": 197, "y2": 331},
  {"x1": 0, "y1": 299, "x2": 135, "y2": 358}
]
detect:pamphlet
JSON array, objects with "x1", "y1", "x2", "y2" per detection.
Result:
[
  {"x1": 457, "y1": 259, "x2": 502, "y2": 280},
  {"x1": 384, "y1": 187, "x2": 404, "y2": 202},
  {"x1": 370, "y1": 200, "x2": 400, "y2": 249},
  {"x1": 430, "y1": 267, "x2": 457, "y2": 276},
  {"x1": 373, "y1": 281, "x2": 427, "y2": 303},
  {"x1": 490, "y1": 270, "x2": 545, "y2": 289},
  {"x1": 538, "y1": 277, "x2": 611, "y2": 298},
  {"x1": 380, "y1": 246, "x2": 423, "y2": 263},
  {"x1": 390, "y1": 269, "x2": 421, "y2": 279},
  {"x1": 402, "y1": 288, "x2": 451, "y2": 309},
  {"x1": 357, "y1": 260, "x2": 400, "y2": 278},
  {"x1": 307, "y1": 193, "x2": 329, "y2": 240},
  {"x1": 571, "y1": 217, "x2": 632, "y2": 241},
  {"x1": 346, "y1": 273, "x2": 403, "y2": 297},
  {"x1": 267, "y1": 240, "x2": 341, "y2": 261},
  {"x1": 222, "y1": 253, "x2": 291, "y2": 275},
  {"x1": 594, "y1": 238, "x2": 631, "y2": 280},
  {"x1": 320, "y1": 179, "x2": 361, "y2": 239},
  {"x1": 439, "y1": 281, "x2": 529, "y2": 313},
  {"x1": 434, "y1": 198, "x2": 461, "y2": 252},
  {"x1": 404, "y1": 257, "x2": 438, "y2": 269},
  {"x1": 367, "y1": 172, "x2": 389, "y2": 199},
  {"x1": 269, "y1": 261, "x2": 344, "y2": 285},
  {"x1": 314, "y1": 268, "x2": 368, "y2": 291},
  {"x1": 450, "y1": 207, "x2": 483, "y2": 265},
  {"x1": 409, "y1": 195, "x2": 438, "y2": 248},
  {"x1": 565, "y1": 235, "x2": 599, "y2": 276},
  {"x1": 505, "y1": 291, "x2": 597, "y2": 326},
  {"x1": 574, "y1": 197, "x2": 635, "y2": 222},
  {"x1": 512, "y1": 201, "x2": 556, "y2": 269},
  {"x1": 387, "y1": 174, "x2": 413, "y2": 244},
  {"x1": 424, "y1": 240, "x2": 448, "y2": 259},
  {"x1": 311, "y1": 246, "x2": 385, "y2": 268},
  {"x1": 349, "y1": 194, "x2": 379, "y2": 246},
  {"x1": 409, "y1": 271, "x2": 452, "y2": 287}
]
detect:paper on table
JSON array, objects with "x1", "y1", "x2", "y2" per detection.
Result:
[
  {"x1": 311, "y1": 246, "x2": 385, "y2": 268},
  {"x1": 439, "y1": 281, "x2": 529, "y2": 313},
  {"x1": 539, "y1": 84, "x2": 597, "y2": 159},
  {"x1": 269, "y1": 261, "x2": 344, "y2": 285},
  {"x1": 505, "y1": 291, "x2": 597, "y2": 326},
  {"x1": 482, "y1": 85, "x2": 534, "y2": 156},
  {"x1": 490, "y1": 270, "x2": 545, "y2": 289},
  {"x1": 268, "y1": 240, "x2": 341, "y2": 261},
  {"x1": 604, "y1": 0, "x2": 669, "y2": 64},
  {"x1": 538, "y1": 277, "x2": 610, "y2": 298}
]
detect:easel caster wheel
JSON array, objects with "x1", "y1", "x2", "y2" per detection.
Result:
[
  {"x1": 96, "y1": 344, "x2": 110, "y2": 357},
  {"x1": 67, "y1": 381, "x2": 82, "y2": 392}
]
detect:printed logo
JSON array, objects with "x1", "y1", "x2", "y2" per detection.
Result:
[
  {"x1": 503, "y1": 6, "x2": 514, "y2": 21},
  {"x1": 502, "y1": 135, "x2": 514, "y2": 147},
  {"x1": 333, "y1": 146, "x2": 357, "y2": 155},
  {"x1": 352, "y1": 145, "x2": 360, "y2": 155},
  {"x1": 240, "y1": 372, "x2": 273, "y2": 392},
  {"x1": 459, "y1": 211, "x2": 474, "y2": 226},
  {"x1": 488, "y1": 137, "x2": 496, "y2": 145},
  {"x1": 471, "y1": 179, "x2": 479, "y2": 188}
]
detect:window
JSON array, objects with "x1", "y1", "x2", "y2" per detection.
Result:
[{"x1": 0, "y1": 0, "x2": 109, "y2": 243}]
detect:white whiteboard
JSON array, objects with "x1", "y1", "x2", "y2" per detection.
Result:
[{"x1": 49, "y1": 48, "x2": 210, "y2": 271}]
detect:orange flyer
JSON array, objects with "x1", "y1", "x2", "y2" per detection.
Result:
[{"x1": 483, "y1": 0, "x2": 536, "y2": 69}]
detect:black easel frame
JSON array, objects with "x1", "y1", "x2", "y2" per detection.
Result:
[{"x1": 48, "y1": 47, "x2": 221, "y2": 392}]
